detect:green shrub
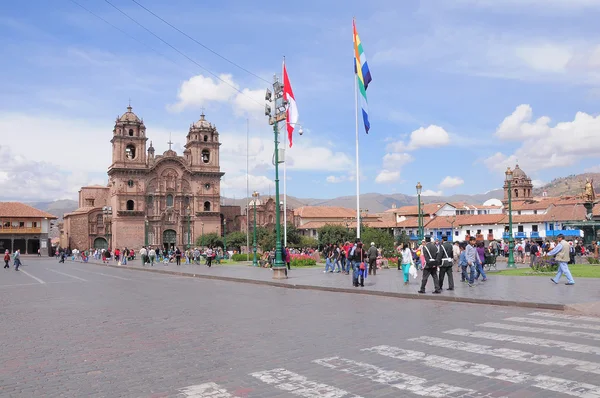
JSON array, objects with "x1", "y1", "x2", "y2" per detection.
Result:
[
  {"x1": 531, "y1": 256, "x2": 558, "y2": 272},
  {"x1": 587, "y1": 257, "x2": 600, "y2": 265},
  {"x1": 231, "y1": 253, "x2": 250, "y2": 261},
  {"x1": 291, "y1": 257, "x2": 316, "y2": 267}
]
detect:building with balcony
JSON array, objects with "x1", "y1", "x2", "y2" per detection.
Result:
[{"x1": 0, "y1": 202, "x2": 57, "y2": 255}]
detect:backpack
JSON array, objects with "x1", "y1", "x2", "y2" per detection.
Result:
[{"x1": 349, "y1": 245, "x2": 356, "y2": 259}]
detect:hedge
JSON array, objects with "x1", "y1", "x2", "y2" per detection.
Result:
[{"x1": 231, "y1": 253, "x2": 250, "y2": 261}]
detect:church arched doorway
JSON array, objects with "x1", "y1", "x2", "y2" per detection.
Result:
[
  {"x1": 163, "y1": 229, "x2": 176, "y2": 251},
  {"x1": 94, "y1": 237, "x2": 108, "y2": 250}
]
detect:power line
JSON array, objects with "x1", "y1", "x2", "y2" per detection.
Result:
[
  {"x1": 129, "y1": 0, "x2": 271, "y2": 85},
  {"x1": 102, "y1": 0, "x2": 263, "y2": 108}
]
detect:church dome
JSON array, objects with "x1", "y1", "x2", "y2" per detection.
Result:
[
  {"x1": 193, "y1": 113, "x2": 213, "y2": 129},
  {"x1": 512, "y1": 164, "x2": 529, "y2": 180},
  {"x1": 119, "y1": 105, "x2": 141, "y2": 123}
]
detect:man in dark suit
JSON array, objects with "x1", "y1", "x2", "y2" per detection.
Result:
[
  {"x1": 437, "y1": 235, "x2": 454, "y2": 290},
  {"x1": 418, "y1": 236, "x2": 441, "y2": 294}
]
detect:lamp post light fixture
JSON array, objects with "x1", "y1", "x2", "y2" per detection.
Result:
[
  {"x1": 265, "y1": 74, "x2": 287, "y2": 279},
  {"x1": 505, "y1": 167, "x2": 516, "y2": 268},
  {"x1": 416, "y1": 182, "x2": 423, "y2": 241},
  {"x1": 252, "y1": 191, "x2": 259, "y2": 267}
]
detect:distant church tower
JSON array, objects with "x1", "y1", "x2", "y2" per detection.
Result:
[{"x1": 503, "y1": 164, "x2": 533, "y2": 205}]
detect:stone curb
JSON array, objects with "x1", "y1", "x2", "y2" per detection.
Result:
[{"x1": 73, "y1": 259, "x2": 567, "y2": 312}]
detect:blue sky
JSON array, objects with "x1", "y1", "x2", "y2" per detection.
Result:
[{"x1": 2, "y1": 0, "x2": 600, "y2": 201}]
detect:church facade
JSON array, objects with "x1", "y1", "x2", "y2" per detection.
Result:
[{"x1": 61, "y1": 106, "x2": 224, "y2": 251}]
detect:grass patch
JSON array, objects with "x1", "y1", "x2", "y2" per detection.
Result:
[{"x1": 495, "y1": 264, "x2": 600, "y2": 278}]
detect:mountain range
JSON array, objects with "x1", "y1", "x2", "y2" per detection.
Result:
[{"x1": 28, "y1": 172, "x2": 600, "y2": 219}]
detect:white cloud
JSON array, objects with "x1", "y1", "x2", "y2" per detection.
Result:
[
  {"x1": 387, "y1": 125, "x2": 450, "y2": 152},
  {"x1": 452, "y1": 0, "x2": 600, "y2": 10},
  {"x1": 375, "y1": 170, "x2": 401, "y2": 184},
  {"x1": 382, "y1": 153, "x2": 413, "y2": 169},
  {"x1": 515, "y1": 44, "x2": 573, "y2": 73},
  {"x1": 326, "y1": 175, "x2": 346, "y2": 183},
  {"x1": 585, "y1": 165, "x2": 600, "y2": 173},
  {"x1": 532, "y1": 179, "x2": 546, "y2": 188},
  {"x1": 439, "y1": 176, "x2": 465, "y2": 189},
  {"x1": 421, "y1": 189, "x2": 443, "y2": 196},
  {"x1": 221, "y1": 174, "x2": 274, "y2": 198},
  {"x1": 485, "y1": 105, "x2": 600, "y2": 174}
]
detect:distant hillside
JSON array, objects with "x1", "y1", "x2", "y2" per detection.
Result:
[
  {"x1": 534, "y1": 173, "x2": 600, "y2": 198},
  {"x1": 31, "y1": 199, "x2": 78, "y2": 219}
]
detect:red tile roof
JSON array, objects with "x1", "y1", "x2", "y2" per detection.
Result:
[
  {"x1": 393, "y1": 203, "x2": 446, "y2": 216},
  {"x1": 0, "y1": 202, "x2": 58, "y2": 219},
  {"x1": 294, "y1": 206, "x2": 357, "y2": 218}
]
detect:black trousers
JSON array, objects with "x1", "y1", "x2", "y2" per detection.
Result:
[
  {"x1": 419, "y1": 266, "x2": 440, "y2": 292},
  {"x1": 4, "y1": 260, "x2": 8, "y2": 268},
  {"x1": 207, "y1": 256, "x2": 212, "y2": 267},
  {"x1": 438, "y1": 266, "x2": 454, "y2": 289},
  {"x1": 176, "y1": 256, "x2": 181, "y2": 265},
  {"x1": 368, "y1": 259, "x2": 377, "y2": 275}
]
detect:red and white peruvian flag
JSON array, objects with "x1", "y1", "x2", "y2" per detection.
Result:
[{"x1": 283, "y1": 60, "x2": 299, "y2": 148}]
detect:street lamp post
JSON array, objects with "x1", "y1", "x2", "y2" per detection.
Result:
[
  {"x1": 201, "y1": 222, "x2": 204, "y2": 249},
  {"x1": 223, "y1": 218, "x2": 227, "y2": 258},
  {"x1": 144, "y1": 217, "x2": 148, "y2": 247},
  {"x1": 252, "y1": 191, "x2": 259, "y2": 267},
  {"x1": 416, "y1": 182, "x2": 423, "y2": 241},
  {"x1": 265, "y1": 75, "x2": 287, "y2": 279},
  {"x1": 506, "y1": 167, "x2": 516, "y2": 268},
  {"x1": 187, "y1": 207, "x2": 191, "y2": 250}
]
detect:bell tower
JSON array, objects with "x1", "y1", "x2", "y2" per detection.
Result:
[
  {"x1": 184, "y1": 112, "x2": 221, "y2": 171},
  {"x1": 110, "y1": 104, "x2": 148, "y2": 170}
]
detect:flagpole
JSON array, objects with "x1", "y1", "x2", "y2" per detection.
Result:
[
  {"x1": 283, "y1": 58, "x2": 288, "y2": 248},
  {"x1": 354, "y1": 20, "x2": 361, "y2": 240},
  {"x1": 246, "y1": 118, "x2": 250, "y2": 261}
]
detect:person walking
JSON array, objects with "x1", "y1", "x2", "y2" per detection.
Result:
[
  {"x1": 466, "y1": 236, "x2": 482, "y2": 287},
  {"x1": 206, "y1": 246, "x2": 213, "y2": 267},
  {"x1": 13, "y1": 249, "x2": 21, "y2": 271},
  {"x1": 368, "y1": 242, "x2": 378, "y2": 276},
  {"x1": 400, "y1": 243, "x2": 413, "y2": 285},
  {"x1": 148, "y1": 247, "x2": 156, "y2": 266},
  {"x1": 4, "y1": 249, "x2": 10, "y2": 269},
  {"x1": 351, "y1": 240, "x2": 367, "y2": 287},
  {"x1": 529, "y1": 241, "x2": 539, "y2": 268},
  {"x1": 175, "y1": 247, "x2": 182, "y2": 266},
  {"x1": 437, "y1": 236, "x2": 454, "y2": 290},
  {"x1": 453, "y1": 241, "x2": 461, "y2": 273},
  {"x1": 418, "y1": 237, "x2": 441, "y2": 294},
  {"x1": 549, "y1": 234, "x2": 575, "y2": 285}
]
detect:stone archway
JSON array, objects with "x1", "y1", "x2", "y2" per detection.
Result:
[
  {"x1": 163, "y1": 229, "x2": 176, "y2": 251},
  {"x1": 94, "y1": 237, "x2": 108, "y2": 250}
]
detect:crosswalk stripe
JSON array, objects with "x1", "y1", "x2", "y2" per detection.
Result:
[
  {"x1": 313, "y1": 357, "x2": 478, "y2": 397},
  {"x1": 529, "y1": 312, "x2": 600, "y2": 323},
  {"x1": 479, "y1": 322, "x2": 600, "y2": 342},
  {"x1": 410, "y1": 336, "x2": 600, "y2": 375},
  {"x1": 505, "y1": 316, "x2": 600, "y2": 332},
  {"x1": 445, "y1": 328, "x2": 600, "y2": 356},
  {"x1": 364, "y1": 345, "x2": 600, "y2": 397},
  {"x1": 250, "y1": 368, "x2": 362, "y2": 398},
  {"x1": 179, "y1": 382, "x2": 235, "y2": 397}
]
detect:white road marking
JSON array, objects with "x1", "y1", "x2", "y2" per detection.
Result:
[
  {"x1": 67, "y1": 268, "x2": 131, "y2": 280},
  {"x1": 179, "y1": 382, "x2": 235, "y2": 397},
  {"x1": 445, "y1": 328, "x2": 600, "y2": 356},
  {"x1": 250, "y1": 368, "x2": 362, "y2": 398},
  {"x1": 0, "y1": 283, "x2": 41, "y2": 288},
  {"x1": 411, "y1": 336, "x2": 600, "y2": 375},
  {"x1": 529, "y1": 311, "x2": 600, "y2": 323},
  {"x1": 313, "y1": 357, "x2": 477, "y2": 397},
  {"x1": 364, "y1": 345, "x2": 600, "y2": 397},
  {"x1": 506, "y1": 316, "x2": 600, "y2": 332},
  {"x1": 19, "y1": 269, "x2": 45, "y2": 284},
  {"x1": 480, "y1": 322, "x2": 600, "y2": 342},
  {"x1": 47, "y1": 268, "x2": 88, "y2": 281}
]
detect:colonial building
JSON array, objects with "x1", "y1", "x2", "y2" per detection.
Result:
[
  {"x1": 61, "y1": 106, "x2": 224, "y2": 251},
  {"x1": 0, "y1": 202, "x2": 57, "y2": 255},
  {"x1": 241, "y1": 197, "x2": 295, "y2": 233}
]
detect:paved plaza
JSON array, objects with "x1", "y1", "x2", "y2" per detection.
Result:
[{"x1": 2, "y1": 258, "x2": 600, "y2": 397}]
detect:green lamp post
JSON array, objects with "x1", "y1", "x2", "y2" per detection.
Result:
[
  {"x1": 252, "y1": 191, "x2": 259, "y2": 267},
  {"x1": 186, "y1": 207, "x2": 191, "y2": 250},
  {"x1": 222, "y1": 218, "x2": 227, "y2": 258},
  {"x1": 416, "y1": 182, "x2": 423, "y2": 241},
  {"x1": 506, "y1": 167, "x2": 516, "y2": 268}
]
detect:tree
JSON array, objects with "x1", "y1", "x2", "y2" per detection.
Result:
[
  {"x1": 361, "y1": 227, "x2": 396, "y2": 256},
  {"x1": 255, "y1": 227, "x2": 275, "y2": 251},
  {"x1": 318, "y1": 224, "x2": 353, "y2": 247},
  {"x1": 396, "y1": 230, "x2": 410, "y2": 246},
  {"x1": 286, "y1": 223, "x2": 302, "y2": 246},
  {"x1": 300, "y1": 236, "x2": 319, "y2": 248},
  {"x1": 225, "y1": 231, "x2": 248, "y2": 252},
  {"x1": 196, "y1": 232, "x2": 223, "y2": 248}
]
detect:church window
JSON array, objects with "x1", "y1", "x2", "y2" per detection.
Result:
[
  {"x1": 125, "y1": 144, "x2": 136, "y2": 160},
  {"x1": 126, "y1": 200, "x2": 135, "y2": 211},
  {"x1": 205, "y1": 183, "x2": 210, "y2": 190},
  {"x1": 128, "y1": 129, "x2": 134, "y2": 136},
  {"x1": 204, "y1": 201, "x2": 211, "y2": 211},
  {"x1": 127, "y1": 179, "x2": 134, "y2": 188},
  {"x1": 85, "y1": 198, "x2": 95, "y2": 207},
  {"x1": 97, "y1": 214, "x2": 103, "y2": 225},
  {"x1": 184, "y1": 196, "x2": 190, "y2": 206},
  {"x1": 514, "y1": 188, "x2": 519, "y2": 198},
  {"x1": 202, "y1": 150, "x2": 210, "y2": 163},
  {"x1": 167, "y1": 194, "x2": 174, "y2": 207},
  {"x1": 204, "y1": 135, "x2": 208, "y2": 142},
  {"x1": 147, "y1": 195, "x2": 153, "y2": 204}
]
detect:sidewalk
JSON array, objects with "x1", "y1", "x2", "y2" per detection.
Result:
[{"x1": 74, "y1": 257, "x2": 600, "y2": 315}]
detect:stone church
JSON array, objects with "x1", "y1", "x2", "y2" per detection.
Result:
[{"x1": 61, "y1": 105, "x2": 224, "y2": 251}]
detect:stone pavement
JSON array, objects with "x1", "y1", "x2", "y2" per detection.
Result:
[
  {"x1": 2, "y1": 259, "x2": 600, "y2": 397},
  {"x1": 74, "y1": 256, "x2": 600, "y2": 313}
]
